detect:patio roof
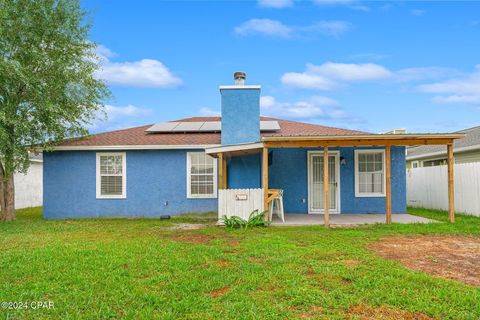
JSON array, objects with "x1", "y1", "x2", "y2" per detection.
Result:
[
  {"x1": 261, "y1": 133, "x2": 465, "y2": 147},
  {"x1": 210, "y1": 132, "x2": 464, "y2": 227},
  {"x1": 206, "y1": 133, "x2": 464, "y2": 158}
]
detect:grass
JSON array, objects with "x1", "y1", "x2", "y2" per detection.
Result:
[{"x1": 0, "y1": 207, "x2": 479, "y2": 319}]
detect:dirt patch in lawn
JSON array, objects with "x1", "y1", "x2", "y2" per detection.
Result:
[
  {"x1": 299, "y1": 305, "x2": 323, "y2": 318},
  {"x1": 210, "y1": 286, "x2": 230, "y2": 298},
  {"x1": 214, "y1": 259, "x2": 231, "y2": 267},
  {"x1": 169, "y1": 223, "x2": 207, "y2": 230},
  {"x1": 343, "y1": 259, "x2": 361, "y2": 268},
  {"x1": 369, "y1": 235, "x2": 480, "y2": 286},
  {"x1": 170, "y1": 232, "x2": 242, "y2": 247},
  {"x1": 223, "y1": 249, "x2": 241, "y2": 255},
  {"x1": 346, "y1": 304, "x2": 435, "y2": 320},
  {"x1": 171, "y1": 234, "x2": 214, "y2": 244}
]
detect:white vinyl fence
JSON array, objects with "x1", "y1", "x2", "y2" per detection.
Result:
[
  {"x1": 14, "y1": 161, "x2": 43, "y2": 209},
  {"x1": 218, "y1": 188, "x2": 264, "y2": 220},
  {"x1": 407, "y1": 162, "x2": 480, "y2": 216}
]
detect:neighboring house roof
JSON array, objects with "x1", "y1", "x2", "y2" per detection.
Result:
[
  {"x1": 55, "y1": 117, "x2": 369, "y2": 149},
  {"x1": 407, "y1": 125, "x2": 480, "y2": 160}
]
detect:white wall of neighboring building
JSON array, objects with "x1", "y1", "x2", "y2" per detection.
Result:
[{"x1": 14, "y1": 161, "x2": 43, "y2": 209}]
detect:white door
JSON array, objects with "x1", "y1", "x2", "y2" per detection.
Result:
[{"x1": 308, "y1": 151, "x2": 340, "y2": 213}]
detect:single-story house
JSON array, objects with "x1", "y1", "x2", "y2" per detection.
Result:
[
  {"x1": 407, "y1": 125, "x2": 480, "y2": 168},
  {"x1": 43, "y1": 72, "x2": 462, "y2": 224}
]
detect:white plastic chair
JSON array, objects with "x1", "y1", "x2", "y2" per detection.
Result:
[{"x1": 269, "y1": 189, "x2": 285, "y2": 222}]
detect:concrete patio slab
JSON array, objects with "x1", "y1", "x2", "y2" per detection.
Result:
[{"x1": 270, "y1": 213, "x2": 436, "y2": 226}]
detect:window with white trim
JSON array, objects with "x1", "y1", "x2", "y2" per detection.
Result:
[
  {"x1": 355, "y1": 150, "x2": 385, "y2": 197},
  {"x1": 96, "y1": 153, "x2": 126, "y2": 199},
  {"x1": 187, "y1": 152, "x2": 217, "y2": 198}
]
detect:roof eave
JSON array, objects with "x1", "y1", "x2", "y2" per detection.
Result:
[{"x1": 48, "y1": 144, "x2": 221, "y2": 151}]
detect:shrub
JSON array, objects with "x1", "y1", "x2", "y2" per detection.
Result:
[{"x1": 222, "y1": 210, "x2": 269, "y2": 229}]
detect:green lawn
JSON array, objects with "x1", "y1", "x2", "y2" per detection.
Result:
[{"x1": 0, "y1": 208, "x2": 479, "y2": 319}]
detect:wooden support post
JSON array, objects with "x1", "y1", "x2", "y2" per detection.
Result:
[
  {"x1": 323, "y1": 146, "x2": 329, "y2": 227},
  {"x1": 223, "y1": 156, "x2": 227, "y2": 189},
  {"x1": 263, "y1": 147, "x2": 269, "y2": 221},
  {"x1": 447, "y1": 143, "x2": 455, "y2": 223},
  {"x1": 385, "y1": 145, "x2": 392, "y2": 224},
  {"x1": 218, "y1": 153, "x2": 223, "y2": 190}
]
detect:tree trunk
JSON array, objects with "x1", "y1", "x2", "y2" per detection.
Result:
[
  {"x1": 0, "y1": 163, "x2": 15, "y2": 221},
  {"x1": 4, "y1": 176, "x2": 15, "y2": 221},
  {"x1": 0, "y1": 163, "x2": 5, "y2": 218}
]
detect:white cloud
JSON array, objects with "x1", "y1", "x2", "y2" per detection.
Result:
[
  {"x1": 313, "y1": 0, "x2": 370, "y2": 11},
  {"x1": 90, "y1": 104, "x2": 153, "y2": 132},
  {"x1": 95, "y1": 45, "x2": 182, "y2": 88},
  {"x1": 235, "y1": 19, "x2": 292, "y2": 37},
  {"x1": 258, "y1": 0, "x2": 293, "y2": 8},
  {"x1": 281, "y1": 62, "x2": 467, "y2": 91},
  {"x1": 260, "y1": 95, "x2": 341, "y2": 118},
  {"x1": 96, "y1": 44, "x2": 117, "y2": 60},
  {"x1": 98, "y1": 59, "x2": 182, "y2": 88},
  {"x1": 234, "y1": 19, "x2": 350, "y2": 38},
  {"x1": 418, "y1": 65, "x2": 480, "y2": 93},
  {"x1": 432, "y1": 95, "x2": 480, "y2": 105},
  {"x1": 281, "y1": 72, "x2": 337, "y2": 90},
  {"x1": 416, "y1": 65, "x2": 480, "y2": 105},
  {"x1": 299, "y1": 21, "x2": 351, "y2": 37},
  {"x1": 307, "y1": 62, "x2": 392, "y2": 81},
  {"x1": 281, "y1": 62, "x2": 391, "y2": 90},
  {"x1": 104, "y1": 104, "x2": 152, "y2": 120},
  {"x1": 198, "y1": 107, "x2": 221, "y2": 117},
  {"x1": 394, "y1": 67, "x2": 462, "y2": 83},
  {"x1": 418, "y1": 68, "x2": 480, "y2": 94}
]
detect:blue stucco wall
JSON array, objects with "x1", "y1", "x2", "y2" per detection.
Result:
[
  {"x1": 44, "y1": 146, "x2": 406, "y2": 219},
  {"x1": 43, "y1": 150, "x2": 218, "y2": 219},
  {"x1": 268, "y1": 146, "x2": 406, "y2": 214},
  {"x1": 221, "y1": 88, "x2": 260, "y2": 145},
  {"x1": 227, "y1": 154, "x2": 261, "y2": 189}
]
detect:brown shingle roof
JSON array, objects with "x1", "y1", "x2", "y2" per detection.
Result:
[{"x1": 58, "y1": 117, "x2": 368, "y2": 147}]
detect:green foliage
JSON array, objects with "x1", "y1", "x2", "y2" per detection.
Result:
[
  {"x1": 0, "y1": 0, "x2": 110, "y2": 177},
  {"x1": 222, "y1": 210, "x2": 269, "y2": 229},
  {"x1": 0, "y1": 207, "x2": 480, "y2": 318}
]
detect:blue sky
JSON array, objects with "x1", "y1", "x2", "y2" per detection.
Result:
[{"x1": 84, "y1": 0, "x2": 480, "y2": 134}]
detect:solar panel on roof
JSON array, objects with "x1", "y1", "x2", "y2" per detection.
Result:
[
  {"x1": 146, "y1": 120, "x2": 280, "y2": 133},
  {"x1": 260, "y1": 121, "x2": 281, "y2": 131},
  {"x1": 200, "y1": 121, "x2": 222, "y2": 131},
  {"x1": 174, "y1": 122, "x2": 204, "y2": 132},
  {"x1": 145, "y1": 122, "x2": 180, "y2": 132}
]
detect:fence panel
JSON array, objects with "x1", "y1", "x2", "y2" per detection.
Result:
[
  {"x1": 218, "y1": 188, "x2": 264, "y2": 220},
  {"x1": 407, "y1": 163, "x2": 480, "y2": 216}
]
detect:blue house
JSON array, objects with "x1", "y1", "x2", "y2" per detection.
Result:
[{"x1": 44, "y1": 72, "x2": 461, "y2": 224}]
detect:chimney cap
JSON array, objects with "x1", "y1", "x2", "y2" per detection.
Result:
[{"x1": 234, "y1": 71, "x2": 246, "y2": 81}]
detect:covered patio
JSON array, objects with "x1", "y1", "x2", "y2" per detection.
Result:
[
  {"x1": 270, "y1": 213, "x2": 435, "y2": 226},
  {"x1": 207, "y1": 133, "x2": 463, "y2": 226}
]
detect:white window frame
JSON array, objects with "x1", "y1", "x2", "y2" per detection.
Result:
[
  {"x1": 186, "y1": 152, "x2": 218, "y2": 199},
  {"x1": 411, "y1": 160, "x2": 420, "y2": 168},
  {"x1": 96, "y1": 152, "x2": 127, "y2": 199},
  {"x1": 354, "y1": 149, "x2": 386, "y2": 198}
]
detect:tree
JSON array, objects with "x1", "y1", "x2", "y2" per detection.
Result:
[{"x1": 0, "y1": 0, "x2": 109, "y2": 221}]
